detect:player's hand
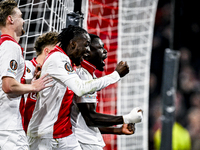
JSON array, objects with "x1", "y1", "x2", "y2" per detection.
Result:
[
  {"x1": 115, "y1": 61, "x2": 129, "y2": 77},
  {"x1": 31, "y1": 73, "x2": 53, "y2": 92},
  {"x1": 34, "y1": 64, "x2": 42, "y2": 79},
  {"x1": 121, "y1": 123, "x2": 135, "y2": 135},
  {"x1": 123, "y1": 107, "x2": 143, "y2": 124}
]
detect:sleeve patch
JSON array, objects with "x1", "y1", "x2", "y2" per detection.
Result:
[
  {"x1": 26, "y1": 67, "x2": 31, "y2": 73},
  {"x1": 64, "y1": 62, "x2": 74, "y2": 72},
  {"x1": 10, "y1": 60, "x2": 18, "y2": 70}
]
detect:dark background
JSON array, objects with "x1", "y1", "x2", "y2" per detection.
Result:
[{"x1": 149, "y1": 0, "x2": 200, "y2": 149}]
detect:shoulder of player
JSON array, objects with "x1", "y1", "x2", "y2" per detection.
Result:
[
  {"x1": 43, "y1": 52, "x2": 72, "y2": 70},
  {"x1": 47, "y1": 51, "x2": 71, "y2": 62},
  {"x1": 25, "y1": 60, "x2": 35, "y2": 72},
  {"x1": 2, "y1": 40, "x2": 21, "y2": 49},
  {"x1": 25, "y1": 60, "x2": 33, "y2": 66},
  {"x1": 1, "y1": 40, "x2": 22, "y2": 54}
]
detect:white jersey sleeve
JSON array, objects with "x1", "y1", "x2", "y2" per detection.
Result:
[
  {"x1": 67, "y1": 70, "x2": 120, "y2": 97},
  {"x1": 42, "y1": 52, "x2": 120, "y2": 97},
  {"x1": 0, "y1": 40, "x2": 25, "y2": 130},
  {"x1": 0, "y1": 41, "x2": 25, "y2": 80},
  {"x1": 74, "y1": 67, "x2": 97, "y2": 103}
]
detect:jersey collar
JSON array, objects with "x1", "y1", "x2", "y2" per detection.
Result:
[
  {"x1": 44, "y1": 45, "x2": 73, "y2": 66},
  {"x1": 30, "y1": 57, "x2": 37, "y2": 67},
  {"x1": 0, "y1": 34, "x2": 24, "y2": 54},
  {"x1": 81, "y1": 60, "x2": 96, "y2": 77}
]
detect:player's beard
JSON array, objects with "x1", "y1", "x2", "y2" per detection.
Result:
[{"x1": 21, "y1": 29, "x2": 25, "y2": 36}]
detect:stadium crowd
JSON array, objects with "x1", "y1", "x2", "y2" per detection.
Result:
[{"x1": 149, "y1": 0, "x2": 200, "y2": 150}]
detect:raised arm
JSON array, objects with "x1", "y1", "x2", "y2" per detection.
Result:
[{"x1": 66, "y1": 61, "x2": 129, "y2": 97}]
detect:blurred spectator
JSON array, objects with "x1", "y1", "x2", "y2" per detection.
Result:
[
  {"x1": 187, "y1": 108, "x2": 200, "y2": 150},
  {"x1": 149, "y1": 0, "x2": 200, "y2": 150},
  {"x1": 189, "y1": 92, "x2": 200, "y2": 108},
  {"x1": 152, "y1": 92, "x2": 191, "y2": 150},
  {"x1": 178, "y1": 65, "x2": 200, "y2": 110},
  {"x1": 154, "y1": 122, "x2": 191, "y2": 150},
  {"x1": 179, "y1": 47, "x2": 191, "y2": 68}
]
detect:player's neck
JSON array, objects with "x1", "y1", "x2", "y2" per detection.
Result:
[
  {"x1": 1, "y1": 28, "x2": 20, "y2": 43},
  {"x1": 36, "y1": 54, "x2": 46, "y2": 65}
]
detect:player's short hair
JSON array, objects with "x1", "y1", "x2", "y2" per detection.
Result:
[
  {"x1": 34, "y1": 31, "x2": 58, "y2": 56},
  {"x1": 0, "y1": 0, "x2": 17, "y2": 27},
  {"x1": 89, "y1": 34, "x2": 100, "y2": 43},
  {"x1": 58, "y1": 25, "x2": 88, "y2": 52}
]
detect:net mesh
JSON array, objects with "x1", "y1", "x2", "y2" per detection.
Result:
[
  {"x1": 17, "y1": 0, "x2": 74, "y2": 60},
  {"x1": 87, "y1": 1, "x2": 119, "y2": 149},
  {"x1": 117, "y1": 1, "x2": 158, "y2": 150}
]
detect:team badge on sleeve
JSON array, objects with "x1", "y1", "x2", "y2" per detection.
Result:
[
  {"x1": 26, "y1": 67, "x2": 31, "y2": 73},
  {"x1": 10, "y1": 60, "x2": 18, "y2": 70},
  {"x1": 64, "y1": 62, "x2": 74, "y2": 72}
]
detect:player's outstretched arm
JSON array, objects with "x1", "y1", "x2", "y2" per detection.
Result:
[
  {"x1": 2, "y1": 74, "x2": 52, "y2": 95},
  {"x1": 99, "y1": 123, "x2": 135, "y2": 135},
  {"x1": 77, "y1": 103, "x2": 124, "y2": 127},
  {"x1": 67, "y1": 61, "x2": 129, "y2": 97}
]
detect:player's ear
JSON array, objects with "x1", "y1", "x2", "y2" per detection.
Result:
[
  {"x1": 44, "y1": 47, "x2": 50, "y2": 55},
  {"x1": 70, "y1": 40, "x2": 77, "y2": 50},
  {"x1": 8, "y1": 15, "x2": 14, "y2": 24}
]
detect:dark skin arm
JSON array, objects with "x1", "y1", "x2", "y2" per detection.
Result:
[
  {"x1": 77, "y1": 103, "x2": 124, "y2": 127},
  {"x1": 99, "y1": 123, "x2": 135, "y2": 135},
  {"x1": 77, "y1": 103, "x2": 135, "y2": 135}
]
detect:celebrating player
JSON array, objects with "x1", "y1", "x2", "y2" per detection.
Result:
[
  {"x1": 24, "y1": 31, "x2": 58, "y2": 133},
  {"x1": 0, "y1": 0, "x2": 52, "y2": 149},
  {"x1": 27, "y1": 25, "x2": 129, "y2": 150},
  {"x1": 71, "y1": 34, "x2": 142, "y2": 150}
]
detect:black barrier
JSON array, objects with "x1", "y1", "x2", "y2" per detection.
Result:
[{"x1": 160, "y1": 48, "x2": 180, "y2": 150}]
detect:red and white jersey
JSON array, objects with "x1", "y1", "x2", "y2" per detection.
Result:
[
  {"x1": 27, "y1": 46, "x2": 120, "y2": 138},
  {"x1": 0, "y1": 34, "x2": 26, "y2": 130},
  {"x1": 25, "y1": 57, "x2": 37, "y2": 84},
  {"x1": 24, "y1": 58, "x2": 37, "y2": 133},
  {"x1": 71, "y1": 60, "x2": 105, "y2": 147}
]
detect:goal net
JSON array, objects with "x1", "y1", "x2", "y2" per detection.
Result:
[
  {"x1": 16, "y1": 0, "x2": 158, "y2": 150},
  {"x1": 87, "y1": 0, "x2": 158, "y2": 150},
  {"x1": 117, "y1": 1, "x2": 158, "y2": 150},
  {"x1": 17, "y1": 0, "x2": 74, "y2": 60}
]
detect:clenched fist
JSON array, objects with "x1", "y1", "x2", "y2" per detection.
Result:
[{"x1": 115, "y1": 61, "x2": 129, "y2": 77}]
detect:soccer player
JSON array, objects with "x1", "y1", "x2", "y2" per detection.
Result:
[
  {"x1": 27, "y1": 25, "x2": 129, "y2": 150},
  {"x1": 71, "y1": 34, "x2": 142, "y2": 150},
  {"x1": 24, "y1": 31, "x2": 58, "y2": 133},
  {"x1": 0, "y1": 0, "x2": 52, "y2": 149}
]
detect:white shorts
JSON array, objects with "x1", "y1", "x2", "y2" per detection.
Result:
[
  {"x1": 79, "y1": 142, "x2": 103, "y2": 150},
  {"x1": 28, "y1": 133, "x2": 81, "y2": 150},
  {"x1": 0, "y1": 130, "x2": 29, "y2": 150}
]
